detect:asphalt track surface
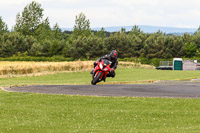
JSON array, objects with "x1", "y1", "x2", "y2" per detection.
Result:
[{"x1": 4, "y1": 81, "x2": 200, "y2": 98}]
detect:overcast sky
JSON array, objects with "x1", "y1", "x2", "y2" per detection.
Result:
[{"x1": 1, "y1": 0, "x2": 200, "y2": 29}]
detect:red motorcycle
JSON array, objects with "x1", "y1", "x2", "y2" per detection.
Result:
[{"x1": 91, "y1": 59, "x2": 112, "y2": 85}]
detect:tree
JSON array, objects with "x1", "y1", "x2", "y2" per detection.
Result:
[
  {"x1": 142, "y1": 33, "x2": 165, "y2": 59},
  {"x1": 0, "y1": 32, "x2": 34, "y2": 57},
  {"x1": 29, "y1": 42, "x2": 43, "y2": 56},
  {"x1": 52, "y1": 23, "x2": 63, "y2": 40},
  {"x1": 64, "y1": 12, "x2": 92, "y2": 58},
  {"x1": 129, "y1": 25, "x2": 142, "y2": 36},
  {"x1": 193, "y1": 28, "x2": 200, "y2": 49},
  {"x1": 184, "y1": 42, "x2": 197, "y2": 58},
  {"x1": 48, "y1": 40, "x2": 64, "y2": 56},
  {"x1": 64, "y1": 36, "x2": 88, "y2": 58},
  {"x1": 120, "y1": 28, "x2": 126, "y2": 33},
  {"x1": 85, "y1": 35, "x2": 104, "y2": 58},
  {"x1": 72, "y1": 12, "x2": 91, "y2": 38},
  {"x1": 104, "y1": 32, "x2": 136, "y2": 58},
  {"x1": 14, "y1": 1, "x2": 45, "y2": 36},
  {"x1": 0, "y1": 17, "x2": 8, "y2": 34},
  {"x1": 194, "y1": 26, "x2": 200, "y2": 35},
  {"x1": 128, "y1": 26, "x2": 144, "y2": 57},
  {"x1": 96, "y1": 27, "x2": 106, "y2": 38},
  {"x1": 34, "y1": 17, "x2": 52, "y2": 41}
]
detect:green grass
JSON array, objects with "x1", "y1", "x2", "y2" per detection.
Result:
[
  {"x1": 1, "y1": 68, "x2": 200, "y2": 87},
  {"x1": 1, "y1": 68, "x2": 200, "y2": 132},
  {"x1": 1, "y1": 89, "x2": 200, "y2": 133}
]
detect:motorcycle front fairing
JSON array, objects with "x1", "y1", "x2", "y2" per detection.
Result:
[
  {"x1": 93, "y1": 60, "x2": 111, "y2": 81},
  {"x1": 93, "y1": 60, "x2": 104, "y2": 80}
]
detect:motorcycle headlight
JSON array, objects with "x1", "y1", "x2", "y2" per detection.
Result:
[{"x1": 100, "y1": 63, "x2": 103, "y2": 69}]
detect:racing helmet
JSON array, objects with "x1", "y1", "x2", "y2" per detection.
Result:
[{"x1": 110, "y1": 50, "x2": 118, "y2": 58}]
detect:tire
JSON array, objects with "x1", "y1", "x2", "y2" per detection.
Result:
[{"x1": 91, "y1": 72, "x2": 102, "y2": 85}]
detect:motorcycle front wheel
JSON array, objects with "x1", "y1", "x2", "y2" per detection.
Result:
[{"x1": 91, "y1": 71, "x2": 102, "y2": 85}]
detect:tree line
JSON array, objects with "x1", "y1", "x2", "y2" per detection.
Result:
[{"x1": 0, "y1": 1, "x2": 200, "y2": 60}]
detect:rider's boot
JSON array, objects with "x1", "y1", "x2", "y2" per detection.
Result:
[{"x1": 90, "y1": 69, "x2": 94, "y2": 74}]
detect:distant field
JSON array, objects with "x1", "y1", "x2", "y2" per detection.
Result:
[
  {"x1": 0, "y1": 61, "x2": 153, "y2": 78},
  {"x1": 0, "y1": 61, "x2": 93, "y2": 77}
]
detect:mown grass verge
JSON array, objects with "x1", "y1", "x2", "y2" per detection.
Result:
[
  {"x1": 1, "y1": 89, "x2": 200, "y2": 133},
  {"x1": 1, "y1": 68, "x2": 200, "y2": 87}
]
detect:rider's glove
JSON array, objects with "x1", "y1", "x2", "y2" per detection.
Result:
[{"x1": 93, "y1": 62, "x2": 97, "y2": 66}]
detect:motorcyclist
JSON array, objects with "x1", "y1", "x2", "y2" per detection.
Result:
[{"x1": 90, "y1": 50, "x2": 118, "y2": 78}]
